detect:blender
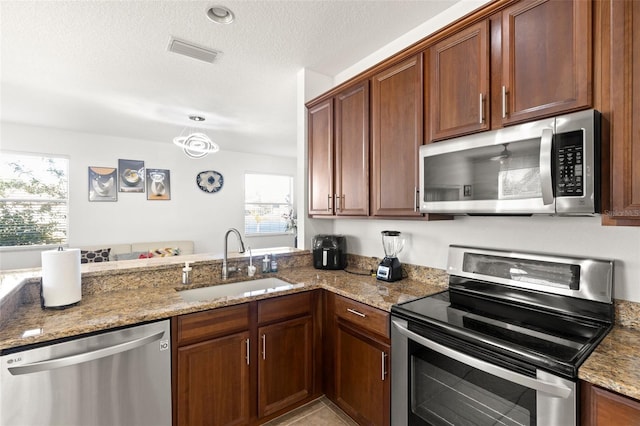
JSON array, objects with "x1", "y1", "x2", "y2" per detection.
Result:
[{"x1": 376, "y1": 230, "x2": 405, "y2": 282}]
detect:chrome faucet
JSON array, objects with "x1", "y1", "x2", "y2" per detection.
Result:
[{"x1": 222, "y1": 228, "x2": 246, "y2": 279}]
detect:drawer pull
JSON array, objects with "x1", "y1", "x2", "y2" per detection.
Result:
[{"x1": 347, "y1": 308, "x2": 366, "y2": 318}]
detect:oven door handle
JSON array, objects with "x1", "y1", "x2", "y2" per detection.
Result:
[{"x1": 391, "y1": 320, "x2": 572, "y2": 399}]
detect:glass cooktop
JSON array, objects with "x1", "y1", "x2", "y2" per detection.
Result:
[{"x1": 391, "y1": 285, "x2": 612, "y2": 378}]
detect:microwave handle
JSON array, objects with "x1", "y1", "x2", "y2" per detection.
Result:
[
  {"x1": 539, "y1": 128, "x2": 554, "y2": 205},
  {"x1": 391, "y1": 320, "x2": 572, "y2": 399}
]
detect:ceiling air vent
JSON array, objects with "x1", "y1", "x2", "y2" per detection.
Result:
[{"x1": 167, "y1": 37, "x2": 220, "y2": 63}]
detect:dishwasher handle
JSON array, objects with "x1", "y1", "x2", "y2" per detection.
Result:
[{"x1": 8, "y1": 330, "x2": 166, "y2": 376}]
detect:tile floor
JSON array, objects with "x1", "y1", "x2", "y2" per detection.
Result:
[{"x1": 263, "y1": 397, "x2": 359, "y2": 426}]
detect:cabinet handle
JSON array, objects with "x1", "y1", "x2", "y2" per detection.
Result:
[
  {"x1": 327, "y1": 194, "x2": 332, "y2": 212},
  {"x1": 335, "y1": 193, "x2": 340, "y2": 212},
  {"x1": 479, "y1": 93, "x2": 484, "y2": 124},
  {"x1": 245, "y1": 338, "x2": 250, "y2": 365},
  {"x1": 347, "y1": 308, "x2": 366, "y2": 318},
  {"x1": 261, "y1": 334, "x2": 266, "y2": 360},
  {"x1": 381, "y1": 352, "x2": 388, "y2": 381},
  {"x1": 414, "y1": 187, "x2": 419, "y2": 212},
  {"x1": 502, "y1": 86, "x2": 508, "y2": 118}
]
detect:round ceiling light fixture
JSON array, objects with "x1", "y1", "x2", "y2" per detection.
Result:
[
  {"x1": 207, "y1": 5, "x2": 235, "y2": 24},
  {"x1": 173, "y1": 116, "x2": 220, "y2": 159}
]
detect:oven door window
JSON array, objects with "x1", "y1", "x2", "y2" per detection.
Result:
[{"x1": 409, "y1": 342, "x2": 536, "y2": 426}]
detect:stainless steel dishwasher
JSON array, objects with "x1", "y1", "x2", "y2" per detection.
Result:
[{"x1": 0, "y1": 319, "x2": 171, "y2": 426}]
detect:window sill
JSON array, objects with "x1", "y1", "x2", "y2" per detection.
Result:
[{"x1": 245, "y1": 233, "x2": 294, "y2": 238}]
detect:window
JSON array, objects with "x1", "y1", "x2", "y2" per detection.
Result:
[
  {"x1": 0, "y1": 152, "x2": 69, "y2": 247},
  {"x1": 244, "y1": 173, "x2": 294, "y2": 235}
]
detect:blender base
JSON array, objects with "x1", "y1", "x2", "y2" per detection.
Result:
[{"x1": 376, "y1": 257, "x2": 403, "y2": 282}]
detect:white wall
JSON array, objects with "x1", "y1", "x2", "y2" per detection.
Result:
[
  {"x1": 301, "y1": 0, "x2": 640, "y2": 303},
  {"x1": 332, "y1": 217, "x2": 640, "y2": 302},
  {"x1": 1, "y1": 123, "x2": 296, "y2": 269}
]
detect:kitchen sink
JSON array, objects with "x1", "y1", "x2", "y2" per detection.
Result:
[{"x1": 177, "y1": 277, "x2": 302, "y2": 302}]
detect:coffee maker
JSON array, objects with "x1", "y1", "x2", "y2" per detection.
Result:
[{"x1": 376, "y1": 231, "x2": 405, "y2": 282}]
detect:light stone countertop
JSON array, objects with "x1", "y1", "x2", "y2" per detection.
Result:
[
  {"x1": 2, "y1": 249, "x2": 640, "y2": 403},
  {"x1": 0, "y1": 251, "x2": 449, "y2": 352},
  {"x1": 579, "y1": 326, "x2": 640, "y2": 401}
]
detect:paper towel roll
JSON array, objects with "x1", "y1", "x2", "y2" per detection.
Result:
[{"x1": 41, "y1": 248, "x2": 82, "y2": 308}]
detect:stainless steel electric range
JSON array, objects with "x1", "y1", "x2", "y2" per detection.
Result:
[{"x1": 390, "y1": 245, "x2": 614, "y2": 426}]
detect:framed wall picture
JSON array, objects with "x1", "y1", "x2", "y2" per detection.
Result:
[
  {"x1": 146, "y1": 169, "x2": 171, "y2": 200},
  {"x1": 88, "y1": 167, "x2": 118, "y2": 202},
  {"x1": 118, "y1": 159, "x2": 144, "y2": 193}
]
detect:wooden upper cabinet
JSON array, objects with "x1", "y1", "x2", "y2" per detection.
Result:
[
  {"x1": 335, "y1": 81, "x2": 370, "y2": 216},
  {"x1": 500, "y1": 0, "x2": 592, "y2": 125},
  {"x1": 371, "y1": 54, "x2": 423, "y2": 217},
  {"x1": 601, "y1": 0, "x2": 640, "y2": 225},
  {"x1": 429, "y1": 20, "x2": 490, "y2": 141},
  {"x1": 308, "y1": 99, "x2": 334, "y2": 216}
]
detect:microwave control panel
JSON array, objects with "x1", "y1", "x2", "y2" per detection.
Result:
[{"x1": 555, "y1": 130, "x2": 584, "y2": 197}]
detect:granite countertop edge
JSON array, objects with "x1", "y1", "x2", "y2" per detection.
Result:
[
  {"x1": 0, "y1": 266, "x2": 448, "y2": 353},
  {"x1": 2, "y1": 260, "x2": 640, "y2": 402},
  {"x1": 578, "y1": 325, "x2": 640, "y2": 401}
]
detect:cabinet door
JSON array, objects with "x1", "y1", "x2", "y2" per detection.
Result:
[
  {"x1": 581, "y1": 381, "x2": 640, "y2": 425},
  {"x1": 603, "y1": 0, "x2": 640, "y2": 225},
  {"x1": 430, "y1": 20, "x2": 490, "y2": 141},
  {"x1": 177, "y1": 331, "x2": 250, "y2": 426},
  {"x1": 371, "y1": 54, "x2": 423, "y2": 217},
  {"x1": 501, "y1": 0, "x2": 591, "y2": 124},
  {"x1": 335, "y1": 322, "x2": 390, "y2": 426},
  {"x1": 308, "y1": 98, "x2": 335, "y2": 216},
  {"x1": 258, "y1": 316, "x2": 313, "y2": 418},
  {"x1": 335, "y1": 81, "x2": 370, "y2": 216}
]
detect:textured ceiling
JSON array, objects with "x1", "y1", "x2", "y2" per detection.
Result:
[{"x1": 1, "y1": 0, "x2": 460, "y2": 157}]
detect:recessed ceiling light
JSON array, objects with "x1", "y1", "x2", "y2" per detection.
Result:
[
  {"x1": 189, "y1": 115, "x2": 205, "y2": 122},
  {"x1": 207, "y1": 5, "x2": 235, "y2": 24}
]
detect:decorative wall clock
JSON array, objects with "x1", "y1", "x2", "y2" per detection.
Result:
[{"x1": 196, "y1": 170, "x2": 224, "y2": 193}]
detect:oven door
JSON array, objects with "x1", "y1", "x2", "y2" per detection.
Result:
[{"x1": 391, "y1": 319, "x2": 576, "y2": 426}]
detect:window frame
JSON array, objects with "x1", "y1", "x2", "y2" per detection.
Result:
[
  {"x1": 0, "y1": 150, "x2": 70, "y2": 250},
  {"x1": 243, "y1": 171, "x2": 294, "y2": 237}
]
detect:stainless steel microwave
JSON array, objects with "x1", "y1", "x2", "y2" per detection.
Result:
[{"x1": 419, "y1": 109, "x2": 601, "y2": 215}]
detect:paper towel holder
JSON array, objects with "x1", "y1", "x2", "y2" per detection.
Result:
[{"x1": 40, "y1": 246, "x2": 82, "y2": 310}]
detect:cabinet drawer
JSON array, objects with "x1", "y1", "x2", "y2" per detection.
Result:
[
  {"x1": 258, "y1": 291, "x2": 312, "y2": 325},
  {"x1": 177, "y1": 303, "x2": 250, "y2": 346},
  {"x1": 334, "y1": 294, "x2": 389, "y2": 339}
]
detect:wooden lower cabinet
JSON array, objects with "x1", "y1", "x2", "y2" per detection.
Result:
[
  {"x1": 258, "y1": 316, "x2": 313, "y2": 418},
  {"x1": 325, "y1": 292, "x2": 391, "y2": 426},
  {"x1": 581, "y1": 381, "x2": 640, "y2": 426},
  {"x1": 335, "y1": 322, "x2": 390, "y2": 426},
  {"x1": 177, "y1": 331, "x2": 251, "y2": 426},
  {"x1": 174, "y1": 291, "x2": 319, "y2": 425}
]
